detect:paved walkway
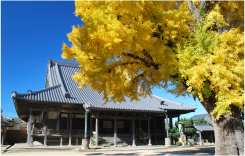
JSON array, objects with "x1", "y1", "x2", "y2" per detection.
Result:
[{"x1": 2, "y1": 144, "x2": 215, "y2": 155}]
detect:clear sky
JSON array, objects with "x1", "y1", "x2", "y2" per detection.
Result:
[{"x1": 1, "y1": 1, "x2": 207, "y2": 120}]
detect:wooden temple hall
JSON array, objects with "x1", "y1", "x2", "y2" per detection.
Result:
[{"x1": 11, "y1": 59, "x2": 196, "y2": 147}]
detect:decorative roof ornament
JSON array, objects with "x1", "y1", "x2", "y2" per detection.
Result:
[{"x1": 160, "y1": 101, "x2": 165, "y2": 105}]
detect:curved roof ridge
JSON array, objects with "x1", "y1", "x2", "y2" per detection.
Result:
[
  {"x1": 152, "y1": 95, "x2": 197, "y2": 109},
  {"x1": 46, "y1": 59, "x2": 53, "y2": 87},
  {"x1": 48, "y1": 59, "x2": 80, "y2": 68},
  {"x1": 152, "y1": 94, "x2": 181, "y2": 105},
  {"x1": 13, "y1": 84, "x2": 61, "y2": 97},
  {"x1": 55, "y1": 63, "x2": 70, "y2": 98}
]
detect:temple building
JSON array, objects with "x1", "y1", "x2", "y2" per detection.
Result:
[
  {"x1": 11, "y1": 59, "x2": 196, "y2": 147},
  {"x1": 1, "y1": 114, "x2": 17, "y2": 145}
]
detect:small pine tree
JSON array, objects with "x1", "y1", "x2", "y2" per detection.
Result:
[
  {"x1": 169, "y1": 129, "x2": 180, "y2": 145},
  {"x1": 179, "y1": 118, "x2": 196, "y2": 138}
]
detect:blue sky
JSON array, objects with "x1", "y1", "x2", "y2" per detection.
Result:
[{"x1": 1, "y1": 1, "x2": 207, "y2": 120}]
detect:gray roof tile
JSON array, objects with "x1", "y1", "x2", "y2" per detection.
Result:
[
  {"x1": 12, "y1": 60, "x2": 197, "y2": 113},
  {"x1": 190, "y1": 114, "x2": 212, "y2": 123},
  {"x1": 191, "y1": 114, "x2": 208, "y2": 120},
  {"x1": 1, "y1": 114, "x2": 18, "y2": 126},
  {"x1": 194, "y1": 124, "x2": 214, "y2": 132}
]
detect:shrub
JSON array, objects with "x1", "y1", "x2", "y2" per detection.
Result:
[{"x1": 176, "y1": 141, "x2": 182, "y2": 146}]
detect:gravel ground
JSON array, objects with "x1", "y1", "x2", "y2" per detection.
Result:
[{"x1": 2, "y1": 145, "x2": 215, "y2": 156}]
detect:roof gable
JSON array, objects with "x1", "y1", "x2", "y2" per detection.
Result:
[{"x1": 12, "y1": 59, "x2": 197, "y2": 113}]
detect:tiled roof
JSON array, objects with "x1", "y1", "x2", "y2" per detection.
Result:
[
  {"x1": 12, "y1": 59, "x2": 197, "y2": 113},
  {"x1": 190, "y1": 114, "x2": 208, "y2": 120},
  {"x1": 12, "y1": 85, "x2": 80, "y2": 104},
  {"x1": 190, "y1": 114, "x2": 212, "y2": 123},
  {"x1": 1, "y1": 114, "x2": 18, "y2": 127},
  {"x1": 153, "y1": 95, "x2": 196, "y2": 111},
  {"x1": 194, "y1": 124, "x2": 214, "y2": 132}
]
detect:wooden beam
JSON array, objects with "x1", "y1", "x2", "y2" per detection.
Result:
[
  {"x1": 95, "y1": 113, "x2": 99, "y2": 147},
  {"x1": 43, "y1": 111, "x2": 48, "y2": 146},
  {"x1": 28, "y1": 108, "x2": 84, "y2": 113},
  {"x1": 60, "y1": 137, "x2": 63, "y2": 146},
  {"x1": 165, "y1": 113, "x2": 169, "y2": 137},
  {"x1": 84, "y1": 110, "x2": 88, "y2": 139},
  {"x1": 1, "y1": 127, "x2": 5, "y2": 145},
  {"x1": 69, "y1": 113, "x2": 72, "y2": 146},
  {"x1": 89, "y1": 113, "x2": 93, "y2": 145},
  {"x1": 148, "y1": 117, "x2": 152, "y2": 146},
  {"x1": 56, "y1": 112, "x2": 60, "y2": 134},
  {"x1": 27, "y1": 108, "x2": 33, "y2": 146},
  {"x1": 91, "y1": 114, "x2": 148, "y2": 120},
  {"x1": 132, "y1": 117, "x2": 136, "y2": 146},
  {"x1": 114, "y1": 118, "x2": 117, "y2": 147},
  {"x1": 154, "y1": 115, "x2": 157, "y2": 144}
]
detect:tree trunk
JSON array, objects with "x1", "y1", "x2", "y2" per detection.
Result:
[{"x1": 201, "y1": 97, "x2": 244, "y2": 155}]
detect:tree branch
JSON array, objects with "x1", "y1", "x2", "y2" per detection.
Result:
[{"x1": 122, "y1": 52, "x2": 159, "y2": 70}]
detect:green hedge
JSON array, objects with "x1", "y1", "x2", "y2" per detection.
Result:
[{"x1": 176, "y1": 141, "x2": 182, "y2": 146}]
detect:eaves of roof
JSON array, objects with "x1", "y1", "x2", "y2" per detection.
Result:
[
  {"x1": 11, "y1": 59, "x2": 197, "y2": 114},
  {"x1": 194, "y1": 124, "x2": 214, "y2": 132}
]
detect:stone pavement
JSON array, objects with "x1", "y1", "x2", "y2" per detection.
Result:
[{"x1": 2, "y1": 144, "x2": 215, "y2": 155}]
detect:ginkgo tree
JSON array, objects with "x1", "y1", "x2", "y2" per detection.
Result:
[{"x1": 62, "y1": 1, "x2": 244, "y2": 155}]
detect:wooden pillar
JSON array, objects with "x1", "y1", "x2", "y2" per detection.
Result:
[
  {"x1": 148, "y1": 117, "x2": 152, "y2": 146},
  {"x1": 169, "y1": 116, "x2": 173, "y2": 130},
  {"x1": 154, "y1": 115, "x2": 157, "y2": 144},
  {"x1": 67, "y1": 113, "x2": 69, "y2": 133},
  {"x1": 60, "y1": 137, "x2": 63, "y2": 146},
  {"x1": 129, "y1": 120, "x2": 132, "y2": 134},
  {"x1": 132, "y1": 117, "x2": 136, "y2": 146},
  {"x1": 31, "y1": 123, "x2": 34, "y2": 145},
  {"x1": 85, "y1": 111, "x2": 88, "y2": 139},
  {"x1": 95, "y1": 113, "x2": 99, "y2": 147},
  {"x1": 89, "y1": 114, "x2": 93, "y2": 145},
  {"x1": 1, "y1": 127, "x2": 5, "y2": 145},
  {"x1": 114, "y1": 118, "x2": 117, "y2": 147},
  {"x1": 27, "y1": 108, "x2": 33, "y2": 146},
  {"x1": 163, "y1": 116, "x2": 165, "y2": 134},
  {"x1": 139, "y1": 119, "x2": 141, "y2": 129},
  {"x1": 68, "y1": 113, "x2": 72, "y2": 146},
  {"x1": 165, "y1": 113, "x2": 169, "y2": 137},
  {"x1": 39, "y1": 114, "x2": 41, "y2": 125},
  {"x1": 76, "y1": 137, "x2": 78, "y2": 146},
  {"x1": 56, "y1": 112, "x2": 60, "y2": 134},
  {"x1": 199, "y1": 131, "x2": 202, "y2": 145},
  {"x1": 43, "y1": 111, "x2": 48, "y2": 146}
]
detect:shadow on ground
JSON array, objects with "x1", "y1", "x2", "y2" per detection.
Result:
[{"x1": 84, "y1": 147, "x2": 215, "y2": 156}]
